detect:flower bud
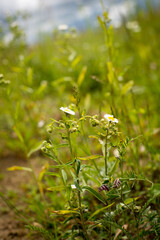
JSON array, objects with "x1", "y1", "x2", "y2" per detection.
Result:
[
  {"x1": 41, "y1": 147, "x2": 47, "y2": 153},
  {"x1": 90, "y1": 118, "x2": 99, "y2": 127},
  {"x1": 113, "y1": 178, "x2": 121, "y2": 188},
  {"x1": 70, "y1": 127, "x2": 77, "y2": 133},
  {"x1": 47, "y1": 127, "x2": 52, "y2": 133},
  {"x1": 98, "y1": 184, "x2": 109, "y2": 192}
]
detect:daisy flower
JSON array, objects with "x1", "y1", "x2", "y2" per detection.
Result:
[
  {"x1": 104, "y1": 114, "x2": 118, "y2": 123},
  {"x1": 71, "y1": 184, "x2": 76, "y2": 189},
  {"x1": 60, "y1": 107, "x2": 75, "y2": 116}
]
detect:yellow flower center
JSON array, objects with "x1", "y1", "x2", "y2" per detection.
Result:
[{"x1": 108, "y1": 116, "x2": 115, "y2": 121}]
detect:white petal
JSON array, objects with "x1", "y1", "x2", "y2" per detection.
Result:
[
  {"x1": 60, "y1": 107, "x2": 75, "y2": 115},
  {"x1": 104, "y1": 114, "x2": 113, "y2": 119}
]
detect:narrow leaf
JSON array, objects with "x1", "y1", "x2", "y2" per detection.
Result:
[
  {"x1": 38, "y1": 162, "x2": 49, "y2": 182},
  {"x1": 107, "y1": 61, "x2": 114, "y2": 84},
  {"x1": 52, "y1": 77, "x2": 73, "y2": 86},
  {"x1": 76, "y1": 159, "x2": 81, "y2": 176},
  {"x1": 77, "y1": 66, "x2": 87, "y2": 86},
  {"x1": 78, "y1": 155, "x2": 102, "y2": 161},
  {"x1": 89, "y1": 202, "x2": 115, "y2": 219},
  {"x1": 71, "y1": 55, "x2": 82, "y2": 68},
  {"x1": 28, "y1": 140, "x2": 44, "y2": 158},
  {"x1": 7, "y1": 166, "x2": 32, "y2": 172},
  {"x1": 47, "y1": 186, "x2": 65, "y2": 191},
  {"x1": 124, "y1": 197, "x2": 139, "y2": 205},
  {"x1": 82, "y1": 186, "x2": 106, "y2": 204},
  {"x1": 13, "y1": 126, "x2": 24, "y2": 143},
  {"x1": 121, "y1": 80, "x2": 134, "y2": 96},
  {"x1": 51, "y1": 210, "x2": 79, "y2": 215},
  {"x1": 74, "y1": 179, "x2": 82, "y2": 192},
  {"x1": 61, "y1": 169, "x2": 67, "y2": 185},
  {"x1": 45, "y1": 172, "x2": 60, "y2": 177},
  {"x1": 109, "y1": 159, "x2": 120, "y2": 176}
]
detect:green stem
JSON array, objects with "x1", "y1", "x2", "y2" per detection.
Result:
[
  {"x1": 67, "y1": 128, "x2": 74, "y2": 160},
  {"x1": 67, "y1": 127, "x2": 89, "y2": 240},
  {"x1": 120, "y1": 157, "x2": 124, "y2": 178},
  {"x1": 120, "y1": 158, "x2": 123, "y2": 201},
  {"x1": 104, "y1": 129, "x2": 108, "y2": 176},
  {"x1": 77, "y1": 187, "x2": 90, "y2": 240}
]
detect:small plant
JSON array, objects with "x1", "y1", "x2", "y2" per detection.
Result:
[{"x1": 32, "y1": 104, "x2": 158, "y2": 239}]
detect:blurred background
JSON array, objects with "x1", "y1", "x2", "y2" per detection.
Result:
[
  {"x1": 0, "y1": 0, "x2": 159, "y2": 43},
  {"x1": 0, "y1": 0, "x2": 160, "y2": 158}
]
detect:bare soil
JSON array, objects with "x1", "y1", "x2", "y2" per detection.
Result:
[{"x1": 0, "y1": 157, "x2": 43, "y2": 240}]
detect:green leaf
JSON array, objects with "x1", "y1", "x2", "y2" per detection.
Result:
[
  {"x1": 150, "y1": 183, "x2": 160, "y2": 195},
  {"x1": 74, "y1": 179, "x2": 82, "y2": 192},
  {"x1": 34, "y1": 81, "x2": 47, "y2": 97},
  {"x1": 109, "y1": 158, "x2": 120, "y2": 176},
  {"x1": 107, "y1": 61, "x2": 114, "y2": 84},
  {"x1": 57, "y1": 143, "x2": 69, "y2": 148},
  {"x1": 77, "y1": 66, "x2": 87, "y2": 86},
  {"x1": 47, "y1": 186, "x2": 65, "y2": 191},
  {"x1": 51, "y1": 209, "x2": 79, "y2": 215},
  {"x1": 121, "y1": 80, "x2": 134, "y2": 96},
  {"x1": 38, "y1": 162, "x2": 49, "y2": 182},
  {"x1": 61, "y1": 169, "x2": 67, "y2": 185},
  {"x1": 89, "y1": 135, "x2": 99, "y2": 141},
  {"x1": 71, "y1": 55, "x2": 82, "y2": 68},
  {"x1": 124, "y1": 197, "x2": 139, "y2": 205},
  {"x1": 89, "y1": 202, "x2": 115, "y2": 219},
  {"x1": 76, "y1": 159, "x2": 81, "y2": 176},
  {"x1": 45, "y1": 172, "x2": 60, "y2": 178},
  {"x1": 82, "y1": 172, "x2": 101, "y2": 185},
  {"x1": 82, "y1": 186, "x2": 106, "y2": 204},
  {"x1": 27, "y1": 140, "x2": 44, "y2": 158},
  {"x1": 50, "y1": 161, "x2": 73, "y2": 169},
  {"x1": 13, "y1": 126, "x2": 24, "y2": 143},
  {"x1": 7, "y1": 166, "x2": 32, "y2": 172},
  {"x1": 97, "y1": 16, "x2": 105, "y2": 30},
  {"x1": 78, "y1": 155, "x2": 102, "y2": 161},
  {"x1": 52, "y1": 77, "x2": 73, "y2": 86},
  {"x1": 27, "y1": 67, "x2": 33, "y2": 85},
  {"x1": 42, "y1": 153, "x2": 58, "y2": 162}
]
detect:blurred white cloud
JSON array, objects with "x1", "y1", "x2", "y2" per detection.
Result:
[
  {"x1": 0, "y1": 0, "x2": 158, "y2": 43},
  {"x1": 0, "y1": 0, "x2": 39, "y2": 12}
]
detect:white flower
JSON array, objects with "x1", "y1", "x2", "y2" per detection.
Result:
[
  {"x1": 60, "y1": 107, "x2": 75, "y2": 115},
  {"x1": 58, "y1": 24, "x2": 68, "y2": 31},
  {"x1": 38, "y1": 120, "x2": 45, "y2": 128},
  {"x1": 71, "y1": 184, "x2": 76, "y2": 189},
  {"x1": 113, "y1": 148, "x2": 120, "y2": 158},
  {"x1": 104, "y1": 114, "x2": 118, "y2": 123},
  {"x1": 126, "y1": 21, "x2": 141, "y2": 33},
  {"x1": 99, "y1": 139, "x2": 104, "y2": 145}
]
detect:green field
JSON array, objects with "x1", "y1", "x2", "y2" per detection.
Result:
[{"x1": 0, "y1": 5, "x2": 160, "y2": 240}]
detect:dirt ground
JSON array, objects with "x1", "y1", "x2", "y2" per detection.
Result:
[{"x1": 0, "y1": 157, "x2": 43, "y2": 240}]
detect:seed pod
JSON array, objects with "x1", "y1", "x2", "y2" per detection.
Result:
[
  {"x1": 90, "y1": 118, "x2": 99, "y2": 127},
  {"x1": 113, "y1": 178, "x2": 121, "y2": 188},
  {"x1": 47, "y1": 127, "x2": 52, "y2": 133},
  {"x1": 41, "y1": 147, "x2": 47, "y2": 153},
  {"x1": 98, "y1": 184, "x2": 109, "y2": 192},
  {"x1": 70, "y1": 127, "x2": 77, "y2": 133}
]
